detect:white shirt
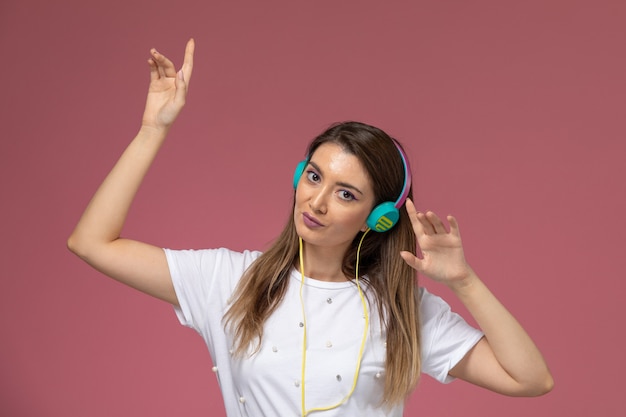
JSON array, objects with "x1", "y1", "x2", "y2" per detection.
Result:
[{"x1": 165, "y1": 248, "x2": 483, "y2": 417}]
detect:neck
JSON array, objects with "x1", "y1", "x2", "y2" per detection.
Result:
[{"x1": 298, "y1": 240, "x2": 348, "y2": 282}]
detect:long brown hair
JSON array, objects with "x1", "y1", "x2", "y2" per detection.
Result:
[{"x1": 223, "y1": 121, "x2": 421, "y2": 405}]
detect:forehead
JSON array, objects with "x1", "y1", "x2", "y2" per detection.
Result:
[{"x1": 309, "y1": 143, "x2": 373, "y2": 190}]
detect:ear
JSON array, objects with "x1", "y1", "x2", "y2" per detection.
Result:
[{"x1": 361, "y1": 224, "x2": 370, "y2": 233}]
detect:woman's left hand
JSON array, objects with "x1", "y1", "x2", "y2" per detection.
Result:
[
  {"x1": 400, "y1": 198, "x2": 475, "y2": 288},
  {"x1": 401, "y1": 199, "x2": 554, "y2": 396}
]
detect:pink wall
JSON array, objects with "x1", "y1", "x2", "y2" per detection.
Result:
[{"x1": 1, "y1": 0, "x2": 624, "y2": 415}]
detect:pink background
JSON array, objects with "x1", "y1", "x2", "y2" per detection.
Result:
[{"x1": 1, "y1": 0, "x2": 624, "y2": 415}]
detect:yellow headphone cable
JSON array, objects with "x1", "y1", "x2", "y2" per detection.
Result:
[{"x1": 298, "y1": 229, "x2": 371, "y2": 416}]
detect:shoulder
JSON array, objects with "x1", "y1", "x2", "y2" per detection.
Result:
[
  {"x1": 163, "y1": 247, "x2": 263, "y2": 277},
  {"x1": 419, "y1": 287, "x2": 453, "y2": 319},
  {"x1": 419, "y1": 286, "x2": 477, "y2": 336}
]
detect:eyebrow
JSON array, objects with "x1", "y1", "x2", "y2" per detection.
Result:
[{"x1": 308, "y1": 161, "x2": 365, "y2": 196}]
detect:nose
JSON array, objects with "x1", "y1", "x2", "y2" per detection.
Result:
[{"x1": 309, "y1": 187, "x2": 329, "y2": 214}]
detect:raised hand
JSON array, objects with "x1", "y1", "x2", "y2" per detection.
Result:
[
  {"x1": 400, "y1": 198, "x2": 474, "y2": 288},
  {"x1": 141, "y1": 39, "x2": 195, "y2": 130},
  {"x1": 399, "y1": 198, "x2": 554, "y2": 395}
]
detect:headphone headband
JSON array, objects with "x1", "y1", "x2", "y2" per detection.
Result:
[{"x1": 392, "y1": 140, "x2": 412, "y2": 209}]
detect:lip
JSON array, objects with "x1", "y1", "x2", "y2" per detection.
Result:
[{"x1": 303, "y1": 212, "x2": 324, "y2": 228}]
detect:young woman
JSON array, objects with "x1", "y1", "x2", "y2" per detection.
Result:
[{"x1": 68, "y1": 39, "x2": 553, "y2": 416}]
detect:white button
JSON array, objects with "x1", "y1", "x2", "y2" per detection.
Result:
[
  {"x1": 326, "y1": 298, "x2": 333, "y2": 304},
  {"x1": 294, "y1": 380, "x2": 300, "y2": 387},
  {"x1": 375, "y1": 372, "x2": 382, "y2": 379},
  {"x1": 326, "y1": 341, "x2": 333, "y2": 348},
  {"x1": 211, "y1": 366, "x2": 218, "y2": 373},
  {"x1": 239, "y1": 396, "x2": 246, "y2": 403},
  {"x1": 272, "y1": 346, "x2": 278, "y2": 352},
  {"x1": 299, "y1": 322, "x2": 304, "y2": 327}
]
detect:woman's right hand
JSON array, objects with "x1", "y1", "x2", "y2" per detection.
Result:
[
  {"x1": 68, "y1": 39, "x2": 196, "y2": 307},
  {"x1": 141, "y1": 39, "x2": 195, "y2": 131}
]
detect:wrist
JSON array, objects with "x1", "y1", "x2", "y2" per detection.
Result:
[
  {"x1": 446, "y1": 268, "x2": 480, "y2": 296},
  {"x1": 138, "y1": 124, "x2": 170, "y2": 140}
]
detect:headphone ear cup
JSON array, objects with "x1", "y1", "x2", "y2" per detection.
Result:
[
  {"x1": 367, "y1": 202, "x2": 400, "y2": 232},
  {"x1": 293, "y1": 160, "x2": 307, "y2": 189}
]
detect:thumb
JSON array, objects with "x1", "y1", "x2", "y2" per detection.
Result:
[
  {"x1": 400, "y1": 251, "x2": 423, "y2": 272},
  {"x1": 173, "y1": 70, "x2": 187, "y2": 107}
]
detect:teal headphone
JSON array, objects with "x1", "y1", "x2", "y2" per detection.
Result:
[{"x1": 293, "y1": 141, "x2": 412, "y2": 232}]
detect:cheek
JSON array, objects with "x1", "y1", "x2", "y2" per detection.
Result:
[
  {"x1": 294, "y1": 185, "x2": 309, "y2": 205},
  {"x1": 292, "y1": 191, "x2": 303, "y2": 214},
  {"x1": 339, "y1": 208, "x2": 371, "y2": 231}
]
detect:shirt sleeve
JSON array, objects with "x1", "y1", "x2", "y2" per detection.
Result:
[
  {"x1": 419, "y1": 287, "x2": 484, "y2": 384},
  {"x1": 163, "y1": 248, "x2": 261, "y2": 336}
]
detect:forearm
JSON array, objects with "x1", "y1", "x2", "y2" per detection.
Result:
[
  {"x1": 450, "y1": 272, "x2": 553, "y2": 392},
  {"x1": 68, "y1": 126, "x2": 168, "y2": 254}
]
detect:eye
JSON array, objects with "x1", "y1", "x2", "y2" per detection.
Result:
[
  {"x1": 306, "y1": 170, "x2": 320, "y2": 183},
  {"x1": 338, "y1": 190, "x2": 357, "y2": 201}
]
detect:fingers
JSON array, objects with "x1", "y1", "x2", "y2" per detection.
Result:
[
  {"x1": 148, "y1": 58, "x2": 159, "y2": 82},
  {"x1": 447, "y1": 215, "x2": 461, "y2": 238},
  {"x1": 405, "y1": 199, "x2": 425, "y2": 235},
  {"x1": 146, "y1": 39, "x2": 195, "y2": 99},
  {"x1": 406, "y1": 198, "x2": 440, "y2": 235},
  {"x1": 181, "y1": 38, "x2": 195, "y2": 85},
  {"x1": 425, "y1": 211, "x2": 448, "y2": 234},
  {"x1": 405, "y1": 199, "x2": 458, "y2": 236},
  {"x1": 148, "y1": 39, "x2": 193, "y2": 80}
]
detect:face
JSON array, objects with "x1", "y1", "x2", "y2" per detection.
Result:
[{"x1": 293, "y1": 142, "x2": 376, "y2": 253}]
